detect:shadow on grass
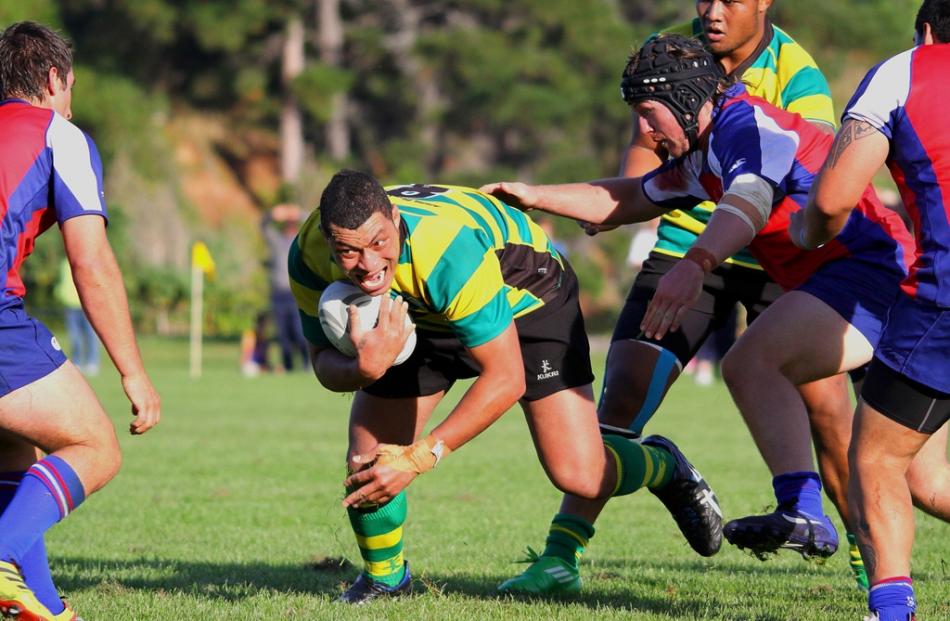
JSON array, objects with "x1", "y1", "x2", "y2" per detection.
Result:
[{"x1": 49, "y1": 555, "x2": 793, "y2": 620}]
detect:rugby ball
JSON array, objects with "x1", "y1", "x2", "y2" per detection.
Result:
[{"x1": 318, "y1": 280, "x2": 416, "y2": 365}]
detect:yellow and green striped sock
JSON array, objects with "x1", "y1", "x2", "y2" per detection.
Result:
[
  {"x1": 541, "y1": 513, "x2": 595, "y2": 568},
  {"x1": 603, "y1": 434, "x2": 675, "y2": 496},
  {"x1": 346, "y1": 491, "x2": 407, "y2": 587},
  {"x1": 847, "y1": 532, "x2": 869, "y2": 591}
]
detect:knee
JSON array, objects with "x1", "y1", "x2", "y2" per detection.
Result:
[
  {"x1": 92, "y1": 433, "x2": 122, "y2": 489},
  {"x1": 721, "y1": 340, "x2": 780, "y2": 389},
  {"x1": 548, "y1": 469, "x2": 603, "y2": 500},
  {"x1": 905, "y1": 467, "x2": 933, "y2": 503},
  {"x1": 906, "y1": 453, "x2": 948, "y2": 506},
  {"x1": 719, "y1": 347, "x2": 747, "y2": 388}
]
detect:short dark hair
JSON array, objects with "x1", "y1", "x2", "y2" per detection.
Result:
[
  {"x1": 916, "y1": 0, "x2": 950, "y2": 43},
  {"x1": 0, "y1": 22, "x2": 73, "y2": 100},
  {"x1": 319, "y1": 170, "x2": 393, "y2": 233}
]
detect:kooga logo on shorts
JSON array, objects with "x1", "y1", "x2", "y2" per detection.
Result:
[{"x1": 537, "y1": 359, "x2": 560, "y2": 381}]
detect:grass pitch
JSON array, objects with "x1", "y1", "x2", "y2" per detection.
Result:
[{"x1": 46, "y1": 338, "x2": 950, "y2": 620}]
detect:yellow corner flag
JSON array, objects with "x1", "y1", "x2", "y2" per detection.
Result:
[{"x1": 192, "y1": 241, "x2": 216, "y2": 278}]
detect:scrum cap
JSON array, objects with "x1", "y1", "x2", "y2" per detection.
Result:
[{"x1": 620, "y1": 35, "x2": 723, "y2": 148}]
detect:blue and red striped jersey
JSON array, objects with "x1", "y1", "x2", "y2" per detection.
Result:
[
  {"x1": 643, "y1": 84, "x2": 914, "y2": 291},
  {"x1": 0, "y1": 99, "x2": 107, "y2": 309},
  {"x1": 845, "y1": 44, "x2": 950, "y2": 307}
]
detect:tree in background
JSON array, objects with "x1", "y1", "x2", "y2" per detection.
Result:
[{"x1": 2, "y1": 0, "x2": 925, "y2": 335}]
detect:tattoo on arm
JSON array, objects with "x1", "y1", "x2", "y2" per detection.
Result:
[{"x1": 828, "y1": 120, "x2": 879, "y2": 168}]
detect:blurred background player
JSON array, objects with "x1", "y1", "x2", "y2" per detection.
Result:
[
  {"x1": 290, "y1": 171, "x2": 722, "y2": 603},
  {"x1": 261, "y1": 202, "x2": 308, "y2": 372},
  {"x1": 55, "y1": 257, "x2": 100, "y2": 376},
  {"x1": 797, "y1": 2, "x2": 950, "y2": 618},
  {"x1": 493, "y1": 0, "x2": 864, "y2": 595},
  {"x1": 0, "y1": 22, "x2": 160, "y2": 620}
]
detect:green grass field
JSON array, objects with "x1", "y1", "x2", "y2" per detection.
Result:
[{"x1": 44, "y1": 338, "x2": 950, "y2": 620}]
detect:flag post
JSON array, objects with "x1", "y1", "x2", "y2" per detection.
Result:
[{"x1": 190, "y1": 241, "x2": 216, "y2": 379}]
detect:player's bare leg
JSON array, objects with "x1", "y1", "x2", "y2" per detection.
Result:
[
  {"x1": 555, "y1": 341, "x2": 678, "y2": 522},
  {"x1": 338, "y1": 390, "x2": 444, "y2": 604},
  {"x1": 721, "y1": 291, "x2": 873, "y2": 560},
  {"x1": 905, "y1": 424, "x2": 950, "y2": 519},
  {"x1": 849, "y1": 401, "x2": 927, "y2": 620},
  {"x1": 500, "y1": 376, "x2": 722, "y2": 595},
  {"x1": 0, "y1": 362, "x2": 120, "y2": 619}
]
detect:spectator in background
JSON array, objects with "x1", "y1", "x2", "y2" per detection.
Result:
[
  {"x1": 625, "y1": 221, "x2": 659, "y2": 271},
  {"x1": 55, "y1": 257, "x2": 100, "y2": 376},
  {"x1": 262, "y1": 203, "x2": 308, "y2": 372}
]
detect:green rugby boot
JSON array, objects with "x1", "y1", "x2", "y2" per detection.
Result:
[{"x1": 497, "y1": 555, "x2": 580, "y2": 595}]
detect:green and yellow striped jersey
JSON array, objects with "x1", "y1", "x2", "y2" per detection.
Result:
[
  {"x1": 655, "y1": 19, "x2": 835, "y2": 268},
  {"x1": 289, "y1": 184, "x2": 566, "y2": 349}
]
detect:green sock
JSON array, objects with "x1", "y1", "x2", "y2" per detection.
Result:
[
  {"x1": 847, "y1": 532, "x2": 869, "y2": 590},
  {"x1": 346, "y1": 491, "x2": 407, "y2": 587},
  {"x1": 603, "y1": 434, "x2": 675, "y2": 496},
  {"x1": 541, "y1": 513, "x2": 595, "y2": 569}
]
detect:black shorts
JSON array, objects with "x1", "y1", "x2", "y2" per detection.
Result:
[
  {"x1": 612, "y1": 251, "x2": 781, "y2": 366},
  {"x1": 364, "y1": 264, "x2": 594, "y2": 402},
  {"x1": 861, "y1": 358, "x2": 950, "y2": 435}
]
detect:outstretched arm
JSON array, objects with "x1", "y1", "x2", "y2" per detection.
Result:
[
  {"x1": 480, "y1": 177, "x2": 669, "y2": 226},
  {"x1": 62, "y1": 215, "x2": 161, "y2": 435}
]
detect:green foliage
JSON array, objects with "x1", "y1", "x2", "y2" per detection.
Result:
[
  {"x1": 9, "y1": 0, "x2": 930, "y2": 337},
  {"x1": 0, "y1": 1, "x2": 61, "y2": 28},
  {"x1": 70, "y1": 68, "x2": 172, "y2": 178},
  {"x1": 293, "y1": 64, "x2": 355, "y2": 124}
]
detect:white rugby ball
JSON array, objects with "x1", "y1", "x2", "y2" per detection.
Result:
[{"x1": 317, "y1": 280, "x2": 416, "y2": 365}]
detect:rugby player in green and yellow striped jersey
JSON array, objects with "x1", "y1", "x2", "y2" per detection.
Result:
[
  {"x1": 500, "y1": 0, "x2": 868, "y2": 596},
  {"x1": 292, "y1": 170, "x2": 723, "y2": 603}
]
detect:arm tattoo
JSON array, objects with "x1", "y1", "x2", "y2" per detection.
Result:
[{"x1": 828, "y1": 120, "x2": 879, "y2": 169}]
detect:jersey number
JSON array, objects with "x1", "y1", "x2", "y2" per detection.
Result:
[{"x1": 387, "y1": 184, "x2": 450, "y2": 199}]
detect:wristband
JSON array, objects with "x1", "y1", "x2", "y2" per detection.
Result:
[{"x1": 683, "y1": 247, "x2": 717, "y2": 273}]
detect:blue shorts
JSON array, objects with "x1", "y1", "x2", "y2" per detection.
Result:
[
  {"x1": 0, "y1": 304, "x2": 68, "y2": 397},
  {"x1": 875, "y1": 293, "x2": 950, "y2": 394},
  {"x1": 796, "y1": 254, "x2": 904, "y2": 348}
]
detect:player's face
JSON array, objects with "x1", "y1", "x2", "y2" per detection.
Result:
[
  {"x1": 696, "y1": 0, "x2": 771, "y2": 71},
  {"x1": 634, "y1": 100, "x2": 690, "y2": 157},
  {"x1": 326, "y1": 207, "x2": 401, "y2": 297}
]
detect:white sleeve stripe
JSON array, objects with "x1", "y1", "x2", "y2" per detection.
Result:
[
  {"x1": 752, "y1": 106, "x2": 800, "y2": 184},
  {"x1": 643, "y1": 151, "x2": 710, "y2": 203},
  {"x1": 846, "y1": 50, "x2": 913, "y2": 132},
  {"x1": 47, "y1": 113, "x2": 103, "y2": 213}
]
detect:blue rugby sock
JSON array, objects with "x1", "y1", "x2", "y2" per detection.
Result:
[
  {"x1": 868, "y1": 577, "x2": 916, "y2": 621},
  {"x1": 772, "y1": 471, "x2": 824, "y2": 517},
  {"x1": 0, "y1": 472, "x2": 64, "y2": 614},
  {"x1": 0, "y1": 456, "x2": 86, "y2": 568}
]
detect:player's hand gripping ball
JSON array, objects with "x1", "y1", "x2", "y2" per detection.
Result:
[{"x1": 318, "y1": 280, "x2": 416, "y2": 364}]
